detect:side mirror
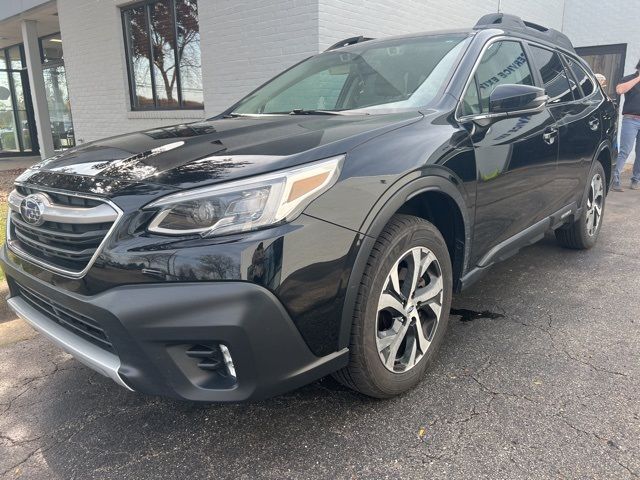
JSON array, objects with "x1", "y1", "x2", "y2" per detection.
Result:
[{"x1": 489, "y1": 84, "x2": 548, "y2": 115}]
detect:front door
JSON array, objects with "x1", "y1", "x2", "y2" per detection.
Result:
[{"x1": 459, "y1": 40, "x2": 559, "y2": 266}]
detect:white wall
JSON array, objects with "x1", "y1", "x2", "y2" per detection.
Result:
[
  {"x1": 563, "y1": 0, "x2": 639, "y2": 77},
  {"x1": 317, "y1": 0, "x2": 564, "y2": 50},
  {"x1": 200, "y1": 0, "x2": 319, "y2": 115},
  {"x1": 0, "y1": 0, "x2": 51, "y2": 23}
]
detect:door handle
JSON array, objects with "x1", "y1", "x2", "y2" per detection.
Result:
[
  {"x1": 543, "y1": 127, "x2": 558, "y2": 145},
  {"x1": 588, "y1": 117, "x2": 600, "y2": 131}
]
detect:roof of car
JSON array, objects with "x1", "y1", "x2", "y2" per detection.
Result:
[{"x1": 473, "y1": 13, "x2": 575, "y2": 52}]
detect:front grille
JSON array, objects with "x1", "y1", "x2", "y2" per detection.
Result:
[
  {"x1": 16, "y1": 185, "x2": 102, "y2": 208},
  {"x1": 7, "y1": 187, "x2": 120, "y2": 275},
  {"x1": 15, "y1": 281, "x2": 114, "y2": 352}
]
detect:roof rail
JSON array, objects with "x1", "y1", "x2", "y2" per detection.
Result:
[
  {"x1": 474, "y1": 13, "x2": 575, "y2": 52},
  {"x1": 326, "y1": 36, "x2": 373, "y2": 51}
]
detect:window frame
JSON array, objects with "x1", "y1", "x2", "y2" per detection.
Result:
[
  {"x1": 525, "y1": 43, "x2": 576, "y2": 105},
  {"x1": 456, "y1": 35, "x2": 603, "y2": 122},
  {"x1": 561, "y1": 53, "x2": 600, "y2": 100},
  {"x1": 0, "y1": 43, "x2": 25, "y2": 70},
  {"x1": 0, "y1": 43, "x2": 30, "y2": 154},
  {"x1": 39, "y1": 32, "x2": 64, "y2": 67},
  {"x1": 121, "y1": 0, "x2": 203, "y2": 111},
  {"x1": 455, "y1": 36, "x2": 537, "y2": 121}
]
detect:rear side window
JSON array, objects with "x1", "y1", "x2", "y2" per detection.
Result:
[
  {"x1": 474, "y1": 40, "x2": 534, "y2": 112},
  {"x1": 565, "y1": 56, "x2": 596, "y2": 97},
  {"x1": 529, "y1": 46, "x2": 573, "y2": 103}
]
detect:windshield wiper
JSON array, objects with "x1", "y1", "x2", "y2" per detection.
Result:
[{"x1": 288, "y1": 109, "x2": 342, "y2": 115}]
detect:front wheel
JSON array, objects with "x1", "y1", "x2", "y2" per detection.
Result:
[
  {"x1": 555, "y1": 162, "x2": 606, "y2": 250},
  {"x1": 333, "y1": 214, "x2": 453, "y2": 398}
]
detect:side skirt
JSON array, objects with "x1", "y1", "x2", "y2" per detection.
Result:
[{"x1": 457, "y1": 202, "x2": 576, "y2": 291}]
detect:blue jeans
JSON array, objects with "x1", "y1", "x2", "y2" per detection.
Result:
[{"x1": 614, "y1": 116, "x2": 640, "y2": 186}]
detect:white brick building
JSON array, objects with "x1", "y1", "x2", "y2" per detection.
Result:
[{"x1": 0, "y1": 0, "x2": 637, "y2": 159}]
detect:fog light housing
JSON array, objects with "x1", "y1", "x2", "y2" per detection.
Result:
[
  {"x1": 180, "y1": 343, "x2": 238, "y2": 388},
  {"x1": 219, "y1": 344, "x2": 236, "y2": 379}
]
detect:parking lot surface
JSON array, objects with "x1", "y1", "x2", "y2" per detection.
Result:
[{"x1": 1, "y1": 188, "x2": 639, "y2": 480}]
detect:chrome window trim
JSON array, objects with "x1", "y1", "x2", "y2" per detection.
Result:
[
  {"x1": 6, "y1": 183, "x2": 124, "y2": 279},
  {"x1": 455, "y1": 36, "x2": 526, "y2": 122},
  {"x1": 455, "y1": 35, "x2": 602, "y2": 123}
]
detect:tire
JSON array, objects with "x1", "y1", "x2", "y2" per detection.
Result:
[
  {"x1": 334, "y1": 214, "x2": 453, "y2": 398},
  {"x1": 555, "y1": 162, "x2": 606, "y2": 250}
]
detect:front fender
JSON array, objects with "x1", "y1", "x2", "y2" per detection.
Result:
[{"x1": 336, "y1": 172, "x2": 472, "y2": 350}]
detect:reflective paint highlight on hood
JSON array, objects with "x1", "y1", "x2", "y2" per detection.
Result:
[{"x1": 19, "y1": 112, "x2": 423, "y2": 191}]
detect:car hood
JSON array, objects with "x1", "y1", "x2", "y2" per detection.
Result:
[{"x1": 22, "y1": 112, "x2": 423, "y2": 192}]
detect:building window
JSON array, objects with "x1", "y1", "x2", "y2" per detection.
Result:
[{"x1": 122, "y1": 0, "x2": 203, "y2": 110}]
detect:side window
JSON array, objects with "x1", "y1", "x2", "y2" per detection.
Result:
[
  {"x1": 565, "y1": 56, "x2": 595, "y2": 97},
  {"x1": 461, "y1": 77, "x2": 481, "y2": 116},
  {"x1": 529, "y1": 46, "x2": 574, "y2": 103},
  {"x1": 475, "y1": 41, "x2": 534, "y2": 112}
]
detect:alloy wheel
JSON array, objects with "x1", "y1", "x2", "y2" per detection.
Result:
[
  {"x1": 586, "y1": 173, "x2": 604, "y2": 236},
  {"x1": 376, "y1": 246, "x2": 444, "y2": 373}
]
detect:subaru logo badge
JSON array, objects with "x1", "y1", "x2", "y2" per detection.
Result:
[{"x1": 20, "y1": 193, "x2": 49, "y2": 226}]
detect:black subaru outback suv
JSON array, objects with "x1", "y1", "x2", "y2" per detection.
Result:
[{"x1": 1, "y1": 14, "x2": 616, "y2": 401}]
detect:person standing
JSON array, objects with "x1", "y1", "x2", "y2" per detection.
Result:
[{"x1": 613, "y1": 59, "x2": 640, "y2": 191}]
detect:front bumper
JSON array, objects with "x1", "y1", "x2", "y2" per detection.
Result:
[{"x1": 1, "y1": 253, "x2": 348, "y2": 402}]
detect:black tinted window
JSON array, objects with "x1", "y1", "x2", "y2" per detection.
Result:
[
  {"x1": 475, "y1": 41, "x2": 534, "y2": 111},
  {"x1": 565, "y1": 56, "x2": 595, "y2": 97},
  {"x1": 530, "y1": 46, "x2": 573, "y2": 103}
]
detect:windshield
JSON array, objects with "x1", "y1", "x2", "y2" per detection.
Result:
[{"x1": 231, "y1": 34, "x2": 470, "y2": 115}]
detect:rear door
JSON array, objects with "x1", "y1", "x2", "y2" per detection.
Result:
[
  {"x1": 562, "y1": 55, "x2": 605, "y2": 200},
  {"x1": 460, "y1": 39, "x2": 559, "y2": 266},
  {"x1": 527, "y1": 45, "x2": 603, "y2": 208}
]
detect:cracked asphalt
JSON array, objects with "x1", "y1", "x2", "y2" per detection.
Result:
[{"x1": 1, "y1": 188, "x2": 639, "y2": 480}]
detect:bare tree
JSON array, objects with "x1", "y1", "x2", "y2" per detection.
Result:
[{"x1": 129, "y1": 0, "x2": 199, "y2": 105}]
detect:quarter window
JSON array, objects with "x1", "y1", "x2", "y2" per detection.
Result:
[
  {"x1": 565, "y1": 56, "x2": 595, "y2": 97},
  {"x1": 474, "y1": 41, "x2": 534, "y2": 112},
  {"x1": 529, "y1": 46, "x2": 573, "y2": 103},
  {"x1": 122, "y1": 0, "x2": 203, "y2": 110},
  {"x1": 461, "y1": 77, "x2": 481, "y2": 116}
]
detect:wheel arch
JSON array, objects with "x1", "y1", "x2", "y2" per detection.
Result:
[
  {"x1": 594, "y1": 141, "x2": 613, "y2": 194},
  {"x1": 338, "y1": 174, "x2": 471, "y2": 350}
]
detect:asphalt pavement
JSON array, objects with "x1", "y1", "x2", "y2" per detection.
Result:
[{"x1": 1, "y1": 186, "x2": 639, "y2": 480}]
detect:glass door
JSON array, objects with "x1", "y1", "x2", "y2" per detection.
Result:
[
  {"x1": 0, "y1": 45, "x2": 37, "y2": 156},
  {"x1": 40, "y1": 33, "x2": 75, "y2": 150}
]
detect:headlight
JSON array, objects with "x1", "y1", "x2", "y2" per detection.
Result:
[{"x1": 146, "y1": 155, "x2": 344, "y2": 236}]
